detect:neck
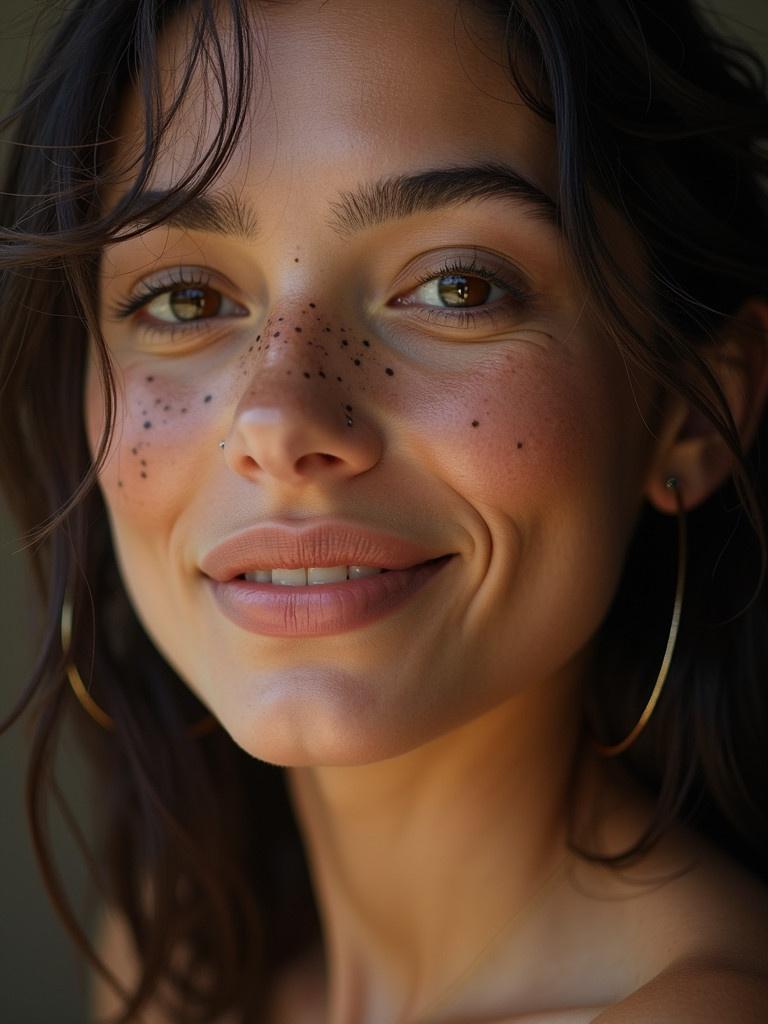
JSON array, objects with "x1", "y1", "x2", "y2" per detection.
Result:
[{"x1": 285, "y1": 664, "x2": 604, "y2": 1023}]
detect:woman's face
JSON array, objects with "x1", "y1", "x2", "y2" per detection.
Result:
[{"x1": 87, "y1": 0, "x2": 661, "y2": 766}]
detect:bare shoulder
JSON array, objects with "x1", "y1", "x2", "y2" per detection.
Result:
[{"x1": 592, "y1": 957, "x2": 768, "y2": 1023}]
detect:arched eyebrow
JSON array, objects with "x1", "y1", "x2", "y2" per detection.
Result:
[{"x1": 123, "y1": 161, "x2": 560, "y2": 241}]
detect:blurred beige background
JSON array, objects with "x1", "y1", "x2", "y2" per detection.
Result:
[{"x1": 1, "y1": 2, "x2": 767, "y2": 1022}]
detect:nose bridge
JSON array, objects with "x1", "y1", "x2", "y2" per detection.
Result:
[{"x1": 223, "y1": 303, "x2": 386, "y2": 485}]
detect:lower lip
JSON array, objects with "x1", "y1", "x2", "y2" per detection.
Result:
[{"x1": 206, "y1": 555, "x2": 455, "y2": 637}]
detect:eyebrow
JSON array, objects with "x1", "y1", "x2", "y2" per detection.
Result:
[{"x1": 122, "y1": 161, "x2": 560, "y2": 241}]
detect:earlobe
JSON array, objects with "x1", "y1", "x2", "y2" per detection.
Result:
[{"x1": 644, "y1": 297, "x2": 768, "y2": 516}]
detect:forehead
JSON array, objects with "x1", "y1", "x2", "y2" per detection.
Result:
[{"x1": 113, "y1": 0, "x2": 558, "y2": 204}]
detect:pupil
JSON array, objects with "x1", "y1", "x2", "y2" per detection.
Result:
[
  {"x1": 437, "y1": 274, "x2": 491, "y2": 308},
  {"x1": 170, "y1": 287, "x2": 220, "y2": 321}
]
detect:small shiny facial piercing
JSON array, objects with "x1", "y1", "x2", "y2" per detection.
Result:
[{"x1": 219, "y1": 440, "x2": 226, "y2": 449}]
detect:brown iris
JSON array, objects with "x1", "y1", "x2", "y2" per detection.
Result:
[
  {"x1": 437, "y1": 274, "x2": 492, "y2": 307},
  {"x1": 169, "y1": 286, "x2": 222, "y2": 321}
]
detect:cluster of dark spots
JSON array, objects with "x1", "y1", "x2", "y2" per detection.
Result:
[
  {"x1": 362, "y1": 339, "x2": 370, "y2": 348},
  {"x1": 385, "y1": 367, "x2": 394, "y2": 376},
  {"x1": 472, "y1": 420, "x2": 479, "y2": 428},
  {"x1": 517, "y1": 441, "x2": 524, "y2": 449},
  {"x1": 204, "y1": 394, "x2": 212, "y2": 403}
]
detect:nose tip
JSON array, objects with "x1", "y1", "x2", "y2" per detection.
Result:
[{"x1": 222, "y1": 383, "x2": 382, "y2": 487}]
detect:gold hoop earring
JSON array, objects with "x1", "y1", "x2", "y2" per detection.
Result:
[
  {"x1": 591, "y1": 476, "x2": 687, "y2": 757},
  {"x1": 61, "y1": 601, "x2": 218, "y2": 738}
]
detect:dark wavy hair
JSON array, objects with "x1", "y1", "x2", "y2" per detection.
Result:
[{"x1": 1, "y1": 0, "x2": 767, "y2": 1020}]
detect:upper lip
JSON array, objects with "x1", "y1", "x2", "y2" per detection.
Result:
[{"x1": 200, "y1": 518, "x2": 452, "y2": 581}]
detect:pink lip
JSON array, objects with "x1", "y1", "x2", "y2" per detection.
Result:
[
  {"x1": 199, "y1": 518, "x2": 449, "y2": 581},
  {"x1": 206, "y1": 555, "x2": 455, "y2": 637}
]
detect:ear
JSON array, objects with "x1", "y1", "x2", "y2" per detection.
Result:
[{"x1": 645, "y1": 297, "x2": 768, "y2": 515}]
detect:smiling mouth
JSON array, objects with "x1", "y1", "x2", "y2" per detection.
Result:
[{"x1": 233, "y1": 556, "x2": 448, "y2": 585}]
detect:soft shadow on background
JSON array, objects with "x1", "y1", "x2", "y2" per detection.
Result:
[{"x1": 1, "y1": 2, "x2": 767, "y2": 1022}]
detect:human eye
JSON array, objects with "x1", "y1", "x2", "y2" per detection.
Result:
[
  {"x1": 389, "y1": 251, "x2": 536, "y2": 330},
  {"x1": 106, "y1": 266, "x2": 249, "y2": 340}
]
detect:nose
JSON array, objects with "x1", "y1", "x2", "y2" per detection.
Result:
[{"x1": 222, "y1": 332, "x2": 384, "y2": 487}]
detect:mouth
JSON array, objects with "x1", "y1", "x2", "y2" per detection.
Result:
[
  {"x1": 231, "y1": 555, "x2": 449, "y2": 584},
  {"x1": 207, "y1": 554, "x2": 456, "y2": 637}
]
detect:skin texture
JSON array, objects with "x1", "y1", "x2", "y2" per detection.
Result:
[{"x1": 86, "y1": 1, "x2": 768, "y2": 1021}]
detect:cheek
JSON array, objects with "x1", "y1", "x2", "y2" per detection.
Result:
[
  {"x1": 397, "y1": 345, "x2": 611, "y2": 507},
  {"x1": 84, "y1": 357, "x2": 218, "y2": 521}
]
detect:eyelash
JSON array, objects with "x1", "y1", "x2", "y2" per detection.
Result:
[
  {"x1": 403, "y1": 255, "x2": 534, "y2": 329},
  {"x1": 107, "y1": 257, "x2": 534, "y2": 338}
]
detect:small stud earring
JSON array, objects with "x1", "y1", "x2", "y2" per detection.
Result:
[{"x1": 219, "y1": 440, "x2": 226, "y2": 449}]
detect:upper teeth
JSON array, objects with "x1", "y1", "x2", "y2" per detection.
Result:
[{"x1": 243, "y1": 565, "x2": 384, "y2": 585}]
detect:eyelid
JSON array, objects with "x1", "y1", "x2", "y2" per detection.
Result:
[{"x1": 106, "y1": 266, "x2": 248, "y2": 322}]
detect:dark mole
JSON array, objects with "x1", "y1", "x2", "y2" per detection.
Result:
[
  {"x1": 204, "y1": 394, "x2": 212, "y2": 402},
  {"x1": 319, "y1": 371, "x2": 326, "y2": 378},
  {"x1": 354, "y1": 359, "x2": 361, "y2": 366},
  {"x1": 362, "y1": 339, "x2": 370, "y2": 347},
  {"x1": 145, "y1": 376, "x2": 154, "y2": 382},
  {"x1": 324, "y1": 327, "x2": 331, "y2": 332},
  {"x1": 340, "y1": 327, "x2": 346, "y2": 332},
  {"x1": 143, "y1": 421, "x2": 152, "y2": 429},
  {"x1": 140, "y1": 459, "x2": 147, "y2": 466},
  {"x1": 472, "y1": 420, "x2": 479, "y2": 427},
  {"x1": 303, "y1": 372, "x2": 311, "y2": 378},
  {"x1": 131, "y1": 447, "x2": 138, "y2": 455},
  {"x1": 278, "y1": 317, "x2": 284, "y2": 322},
  {"x1": 385, "y1": 367, "x2": 394, "y2": 376},
  {"x1": 248, "y1": 345, "x2": 254, "y2": 352},
  {"x1": 117, "y1": 480, "x2": 123, "y2": 488},
  {"x1": 309, "y1": 302, "x2": 316, "y2": 308},
  {"x1": 345, "y1": 404, "x2": 353, "y2": 412},
  {"x1": 517, "y1": 441, "x2": 523, "y2": 449},
  {"x1": 274, "y1": 331, "x2": 280, "y2": 338},
  {"x1": 256, "y1": 334, "x2": 261, "y2": 340},
  {"x1": 295, "y1": 326, "x2": 302, "y2": 333},
  {"x1": 140, "y1": 471, "x2": 147, "y2": 479},
  {"x1": 341, "y1": 340, "x2": 348, "y2": 347},
  {"x1": 294, "y1": 258, "x2": 299, "y2": 263},
  {"x1": 337, "y1": 376, "x2": 343, "y2": 382}
]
